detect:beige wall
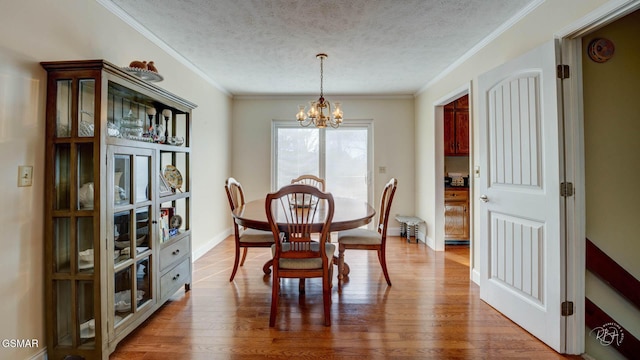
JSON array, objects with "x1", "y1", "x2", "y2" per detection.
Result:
[
  {"x1": 231, "y1": 97, "x2": 416, "y2": 226},
  {"x1": 583, "y1": 9, "x2": 640, "y2": 359},
  {"x1": 0, "y1": 1, "x2": 231, "y2": 359},
  {"x1": 415, "y1": 0, "x2": 612, "y2": 280}
]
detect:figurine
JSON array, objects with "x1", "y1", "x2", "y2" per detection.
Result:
[
  {"x1": 129, "y1": 60, "x2": 147, "y2": 70},
  {"x1": 147, "y1": 61, "x2": 158, "y2": 73}
]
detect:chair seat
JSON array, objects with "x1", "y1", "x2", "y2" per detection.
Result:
[
  {"x1": 271, "y1": 242, "x2": 336, "y2": 270},
  {"x1": 240, "y1": 228, "x2": 275, "y2": 243},
  {"x1": 337, "y1": 228, "x2": 382, "y2": 245}
]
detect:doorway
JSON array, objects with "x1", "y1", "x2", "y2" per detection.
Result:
[
  {"x1": 434, "y1": 84, "x2": 474, "y2": 281},
  {"x1": 563, "y1": 6, "x2": 640, "y2": 358},
  {"x1": 443, "y1": 94, "x2": 471, "y2": 245}
]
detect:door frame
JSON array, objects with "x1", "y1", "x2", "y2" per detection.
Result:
[
  {"x1": 433, "y1": 82, "x2": 476, "y2": 282},
  {"x1": 557, "y1": 0, "x2": 640, "y2": 354}
]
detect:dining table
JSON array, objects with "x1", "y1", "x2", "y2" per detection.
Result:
[{"x1": 232, "y1": 197, "x2": 376, "y2": 275}]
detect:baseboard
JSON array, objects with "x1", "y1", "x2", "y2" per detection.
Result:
[
  {"x1": 424, "y1": 234, "x2": 436, "y2": 249},
  {"x1": 192, "y1": 228, "x2": 232, "y2": 261},
  {"x1": 472, "y1": 268, "x2": 481, "y2": 285}
]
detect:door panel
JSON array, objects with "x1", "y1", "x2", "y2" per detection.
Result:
[{"x1": 479, "y1": 40, "x2": 564, "y2": 352}]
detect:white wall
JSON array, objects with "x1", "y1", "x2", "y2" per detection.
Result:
[
  {"x1": 231, "y1": 96, "x2": 415, "y2": 230},
  {"x1": 0, "y1": 1, "x2": 231, "y2": 359},
  {"x1": 415, "y1": 0, "x2": 612, "y2": 280}
]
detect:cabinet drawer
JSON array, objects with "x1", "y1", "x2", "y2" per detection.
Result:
[
  {"x1": 445, "y1": 189, "x2": 469, "y2": 201},
  {"x1": 160, "y1": 236, "x2": 190, "y2": 271},
  {"x1": 160, "y1": 258, "x2": 191, "y2": 300}
]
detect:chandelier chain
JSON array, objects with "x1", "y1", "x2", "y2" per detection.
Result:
[{"x1": 319, "y1": 56, "x2": 324, "y2": 98}]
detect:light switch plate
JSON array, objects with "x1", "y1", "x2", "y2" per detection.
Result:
[{"x1": 18, "y1": 166, "x2": 33, "y2": 187}]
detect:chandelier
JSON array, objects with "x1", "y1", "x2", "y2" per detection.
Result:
[{"x1": 296, "y1": 53, "x2": 343, "y2": 128}]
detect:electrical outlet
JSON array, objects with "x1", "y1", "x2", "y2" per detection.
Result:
[
  {"x1": 379, "y1": 166, "x2": 386, "y2": 174},
  {"x1": 18, "y1": 166, "x2": 33, "y2": 187}
]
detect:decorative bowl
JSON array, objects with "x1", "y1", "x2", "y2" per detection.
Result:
[{"x1": 79, "y1": 248, "x2": 94, "y2": 263}]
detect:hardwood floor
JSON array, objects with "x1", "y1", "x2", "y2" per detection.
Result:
[{"x1": 110, "y1": 236, "x2": 581, "y2": 359}]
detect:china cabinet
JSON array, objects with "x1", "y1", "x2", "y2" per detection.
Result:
[
  {"x1": 443, "y1": 95, "x2": 469, "y2": 156},
  {"x1": 42, "y1": 60, "x2": 196, "y2": 360}
]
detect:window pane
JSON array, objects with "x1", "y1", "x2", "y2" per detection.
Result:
[
  {"x1": 276, "y1": 128, "x2": 319, "y2": 189},
  {"x1": 326, "y1": 128, "x2": 368, "y2": 203}
]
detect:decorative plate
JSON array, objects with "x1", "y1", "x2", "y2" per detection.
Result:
[
  {"x1": 163, "y1": 165, "x2": 183, "y2": 191},
  {"x1": 121, "y1": 67, "x2": 164, "y2": 82},
  {"x1": 587, "y1": 38, "x2": 615, "y2": 63}
]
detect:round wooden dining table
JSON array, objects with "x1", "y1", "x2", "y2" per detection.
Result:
[
  {"x1": 232, "y1": 197, "x2": 376, "y2": 275},
  {"x1": 232, "y1": 197, "x2": 376, "y2": 233}
]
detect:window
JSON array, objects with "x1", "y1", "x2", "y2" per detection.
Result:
[{"x1": 272, "y1": 120, "x2": 373, "y2": 205}]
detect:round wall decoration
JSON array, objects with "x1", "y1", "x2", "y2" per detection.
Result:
[{"x1": 587, "y1": 38, "x2": 615, "y2": 63}]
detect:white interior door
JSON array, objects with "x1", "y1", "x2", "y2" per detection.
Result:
[{"x1": 478, "y1": 40, "x2": 565, "y2": 352}]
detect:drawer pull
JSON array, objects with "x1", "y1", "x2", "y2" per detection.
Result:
[
  {"x1": 173, "y1": 273, "x2": 181, "y2": 281},
  {"x1": 172, "y1": 249, "x2": 180, "y2": 255}
]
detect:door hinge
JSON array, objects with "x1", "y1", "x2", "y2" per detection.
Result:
[
  {"x1": 557, "y1": 64, "x2": 570, "y2": 79},
  {"x1": 560, "y1": 182, "x2": 574, "y2": 197},
  {"x1": 561, "y1": 301, "x2": 574, "y2": 316}
]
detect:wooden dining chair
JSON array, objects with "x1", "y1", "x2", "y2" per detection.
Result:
[
  {"x1": 266, "y1": 184, "x2": 335, "y2": 327},
  {"x1": 290, "y1": 174, "x2": 326, "y2": 191},
  {"x1": 225, "y1": 177, "x2": 274, "y2": 282},
  {"x1": 337, "y1": 178, "x2": 398, "y2": 288}
]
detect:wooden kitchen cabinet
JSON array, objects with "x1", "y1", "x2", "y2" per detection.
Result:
[
  {"x1": 444, "y1": 95, "x2": 469, "y2": 156},
  {"x1": 42, "y1": 60, "x2": 196, "y2": 360},
  {"x1": 445, "y1": 188, "x2": 469, "y2": 240}
]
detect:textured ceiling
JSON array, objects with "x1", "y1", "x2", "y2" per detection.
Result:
[{"x1": 105, "y1": 0, "x2": 536, "y2": 96}]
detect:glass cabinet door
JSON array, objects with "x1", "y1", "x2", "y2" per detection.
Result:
[
  {"x1": 50, "y1": 75, "x2": 99, "y2": 351},
  {"x1": 109, "y1": 146, "x2": 154, "y2": 331}
]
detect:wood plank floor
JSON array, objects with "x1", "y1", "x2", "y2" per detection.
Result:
[{"x1": 110, "y1": 236, "x2": 582, "y2": 359}]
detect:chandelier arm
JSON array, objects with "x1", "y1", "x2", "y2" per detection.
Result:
[{"x1": 300, "y1": 117, "x2": 312, "y2": 127}]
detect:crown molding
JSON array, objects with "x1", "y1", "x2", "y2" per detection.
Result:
[
  {"x1": 96, "y1": 0, "x2": 230, "y2": 96},
  {"x1": 415, "y1": 0, "x2": 544, "y2": 96}
]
